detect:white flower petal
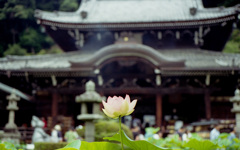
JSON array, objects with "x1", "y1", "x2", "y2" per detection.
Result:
[
  {"x1": 102, "y1": 108, "x2": 115, "y2": 118},
  {"x1": 129, "y1": 99, "x2": 137, "y2": 110},
  {"x1": 120, "y1": 99, "x2": 129, "y2": 116},
  {"x1": 125, "y1": 94, "x2": 131, "y2": 104},
  {"x1": 102, "y1": 100, "x2": 115, "y2": 116}
]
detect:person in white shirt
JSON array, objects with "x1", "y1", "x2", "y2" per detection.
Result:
[
  {"x1": 210, "y1": 125, "x2": 221, "y2": 141},
  {"x1": 51, "y1": 124, "x2": 62, "y2": 143},
  {"x1": 182, "y1": 128, "x2": 192, "y2": 142}
]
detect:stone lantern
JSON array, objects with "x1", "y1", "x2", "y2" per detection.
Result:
[
  {"x1": 75, "y1": 80, "x2": 105, "y2": 142},
  {"x1": 230, "y1": 88, "x2": 240, "y2": 138},
  {"x1": 3, "y1": 92, "x2": 21, "y2": 144}
]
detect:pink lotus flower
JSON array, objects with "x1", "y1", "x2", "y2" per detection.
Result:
[{"x1": 102, "y1": 94, "x2": 137, "y2": 119}]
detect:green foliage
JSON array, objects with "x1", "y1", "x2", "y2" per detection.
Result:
[
  {"x1": 160, "y1": 135, "x2": 185, "y2": 149},
  {"x1": 188, "y1": 133, "x2": 203, "y2": 141},
  {"x1": 0, "y1": 141, "x2": 26, "y2": 150},
  {"x1": 12, "y1": 5, "x2": 33, "y2": 20},
  {"x1": 1, "y1": 141, "x2": 17, "y2": 150},
  {"x1": 145, "y1": 127, "x2": 160, "y2": 135},
  {"x1": 0, "y1": 144, "x2": 7, "y2": 150},
  {"x1": 0, "y1": 0, "x2": 58, "y2": 57},
  {"x1": 223, "y1": 29, "x2": 240, "y2": 53},
  {"x1": 184, "y1": 139, "x2": 218, "y2": 150},
  {"x1": 80, "y1": 141, "x2": 123, "y2": 150},
  {"x1": 228, "y1": 138, "x2": 240, "y2": 150},
  {"x1": 59, "y1": 131, "x2": 168, "y2": 150},
  {"x1": 221, "y1": 0, "x2": 240, "y2": 7},
  {"x1": 59, "y1": 0, "x2": 79, "y2": 12},
  {"x1": 223, "y1": 41, "x2": 240, "y2": 53},
  {"x1": 58, "y1": 140, "x2": 81, "y2": 150},
  {"x1": 19, "y1": 28, "x2": 42, "y2": 53},
  {"x1": 104, "y1": 131, "x2": 170, "y2": 150},
  {"x1": 230, "y1": 30, "x2": 240, "y2": 43},
  {"x1": 76, "y1": 120, "x2": 133, "y2": 141},
  {"x1": 213, "y1": 133, "x2": 236, "y2": 149},
  {"x1": 58, "y1": 140, "x2": 124, "y2": 150},
  {"x1": 3, "y1": 44, "x2": 28, "y2": 56},
  {"x1": 19, "y1": 27, "x2": 55, "y2": 54},
  {"x1": 0, "y1": 0, "x2": 34, "y2": 20},
  {"x1": 35, "y1": 0, "x2": 58, "y2": 11},
  {"x1": 1, "y1": 131, "x2": 240, "y2": 150},
  {"x1": 37, "y1": 45, "x2": 63, "y2": 55},
  {"x1": 143, "y1": 132, "x2": 239, "y2": 150},
  {"x1": 34, "y1": 142, "x2": 68, "y2": 150}
]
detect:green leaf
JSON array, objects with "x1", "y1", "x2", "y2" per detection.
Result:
[
  {"x1": 0, "y1": 144, "x2": 9, "y2": 150},
  {"x1": 184, "y1": 139, "x2": 218, "y2": 150},
  {"x1": 217, "y1": 138, "x2": 231, "y2": 148},
  {"x1": 145, "y1": 127, "x2": 160, "y2": 135},
  {"x1": 59, "y1": 0, "x2": 78, "y2": 12},
  {"x1": 58, "y1": 140, "x2": 81, "y2": 150},
  {"x1": 80, "y1": 141, "x2": 122, "y2": 150},
  {"x1": 58, "y1": 140, "x2": 123, "y2": 150},
  {"x1": 104, "y1": 130, "x2": 170, "y2": 150},
  {"x1": 233, "y1": 138, "x2": 240, "y2": 143},
  {"x1": 4, "y1": 44, "x2": 28, "y2": 56},
  {"x1": 218, "y1": 133, "x2": 230, "y2": 139},
  {"x1": 163, "y1": 135, "x2": 183, "y2": 148},
  {"x1": 3, "y1": 142, "x2": 17, "y2": 150}
]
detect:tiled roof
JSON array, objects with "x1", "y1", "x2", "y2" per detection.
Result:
[
  {"x1": 35, "y1": 0, "x2": 238, "y2": 24},
  {"x1": 0, "y1": 44, "x2": 239, "y2": 71},
  {"x1": 160, "y1": 49, "x2": 240, "y2": 69}
]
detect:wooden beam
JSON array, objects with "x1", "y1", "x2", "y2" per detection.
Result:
[
  {"x1": 204, "y1": 90, "x2": 211, "y2": 120},
  {"x1": 101, "y1": 87, "x2": 220, "y2": 95},
  {"x1": 156, "y1": 94, "x2": 162, "y2": 127},
  {"x1": 38, "y1": 87, "x2": 221, "y2": 95},
  {"x1": 51, "y1": 92, "x2": 58, "y2": 127}
]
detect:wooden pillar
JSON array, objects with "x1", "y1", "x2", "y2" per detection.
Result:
[
  {"x1": 204, "y1": 90, "x2": 211, "y2": 120},
  {"x1": 52, "y1": 92, "x2": 58, "y2": 126},
  {"x1": 156, "y1": 94, "x2": 162, "y2": 127}
]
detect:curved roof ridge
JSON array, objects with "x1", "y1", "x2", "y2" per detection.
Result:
[
  {"x1": 70, "y1": 43, "x2": 186, "y2": 68},
  {"x1": 0, "y1": 48, "x2": 239, "y2": 71}
]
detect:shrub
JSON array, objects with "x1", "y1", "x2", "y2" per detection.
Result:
[
  {"x1": 76, "y1": 120, "x2": 133, "y2": 141},
  {"x1": 34, "y1": 142, "x2": 67, "y2": 150},
  {"x1": 4, "y1": 44, "x2": 28, "y2": 56}
]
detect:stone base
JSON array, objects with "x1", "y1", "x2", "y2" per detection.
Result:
[
  {"x1": 85, "y1": 121, "x2": 95, "y2": 142},
  {"x1": 5, "y1": 122, "x2": 18, "y2": 130},
  {"x1": 77, "y1": 114, "x2": 103, "y2": 121},
  {"x1": 1, "y1": 132, "x2": 21, "y2": 144},
  {"x1": 0, "y1": 130, "x2": 4, "y2": 138}
]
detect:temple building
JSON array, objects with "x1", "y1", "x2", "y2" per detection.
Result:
[{"x1": 0, "y1": 0, "x2": 240, "y2": 128}]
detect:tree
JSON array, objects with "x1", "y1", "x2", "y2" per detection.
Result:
[
  {"x1": 37, "y1": 45, "x2": 63, "y2": 55},
  {"x1": 19, "y1": 27, "x2": 54, "y2": 54},
  {"x1": 0, "y1": 0, "x2": 36, "y2": 54},
  {"x1": 221, "y1": 0, "x2": 240, "y2": 7},
  {"x1": 4, "y1": 44, "x2": 28, "y2": 56},
  {"x1": 0, "y1": 0, "x2": 34, "y2": 20},
  {"x1": 59, "y1": 0, "x2": 78, "y2": 12},
  {"x1": 223, "y1": 30, "x2": 240, "y2": 53},
  {"x1": 0, "y1": 0, "x2": 58, "y2": 57}
]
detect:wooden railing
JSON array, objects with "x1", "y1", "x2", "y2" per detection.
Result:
[{"x1": 0, "y1": 127, "x2": 51, "y2": 144}]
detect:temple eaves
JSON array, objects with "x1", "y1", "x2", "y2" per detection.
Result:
[
  {"x1": 35, "y1": 0, "x2": 239, "y2": 27},
  {"x1": 0, "y1": 44, "x2": 239, "y2": 73}
]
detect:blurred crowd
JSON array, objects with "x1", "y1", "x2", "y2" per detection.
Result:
[
  {"x1": 31, "y1": 115, "x2": 238, "y2": 144},
  {"x1": 31, "y1": 116, "x2": 81, "y2": 144},
  {"x1": 127, "y1": 117, "x2": 237, "y2": 142},
  {"x1": 49, "y1": 124, "x2": 80, "y2": 143}
]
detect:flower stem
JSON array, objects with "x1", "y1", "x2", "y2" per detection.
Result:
[{"x1": 119, "y1": 116, "x2": 124, "y2": 150}]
